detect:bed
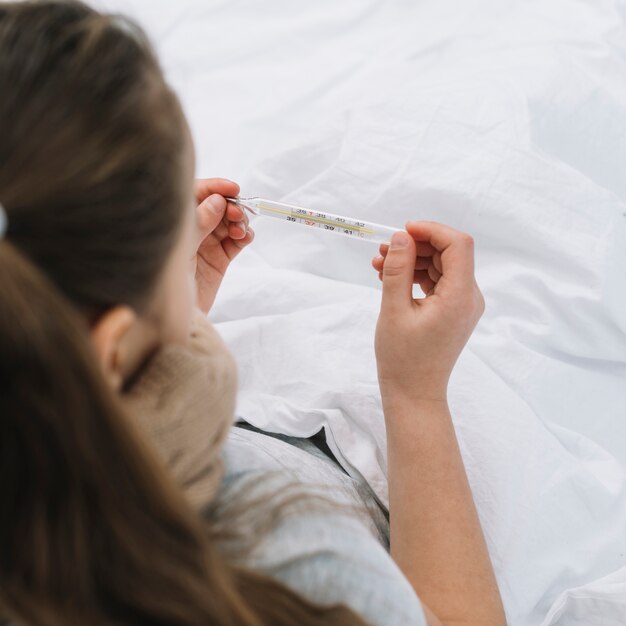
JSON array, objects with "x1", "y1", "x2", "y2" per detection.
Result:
[{"x1": 102, "y1": 1, "x2": 626, "y2": 623}]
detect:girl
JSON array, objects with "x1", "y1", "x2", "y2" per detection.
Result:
[{"x1": 0, "y1": 1, "x2": 506, "y2": 625}]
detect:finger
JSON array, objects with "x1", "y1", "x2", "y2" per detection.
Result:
[
  {"x1": 225, "y1": 201, "x2": 246, "y2": 223},
  {"x1": 415, "y1": 241, "x2": 437, "y2": 256},
  {"x1": 380, "y1": 230, "x2": 417, "y2": 315},
  {"x1": 221, "y1": 229, "x2": 255, "y2": 259},
  {"x1": 427, "y1": 264, "x2": 442, "y2": 282},
  {"x1": 373, "y1": 254, "x2": 430, "y2": 272},
  {"x1": 405, "y1": 221, "x2": 475, "y2": 294},
  {"x1": 379, "y1": 240, "x2": 435, "y2": 257},
  {"x1": 228, "y1": 221, "x2": 248, "y2": 240},
  {"x1": 196, "y1": 194, "x2": 227, "y2": 244},
  {"x1": 194, "y1": 178, "x2": 240, "y2": 204},
  {"x1": 413, "y1": 270, "x2": 436, "y2": 294},
  {"x1": 432, "y1": 251, "x2": 443, "y2": 273},
  {"x1": 210, "y1": 220, "x2": 230, "y2": 242}
]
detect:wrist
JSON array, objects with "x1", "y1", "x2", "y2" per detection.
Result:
[
  {"x1": 376, "y1": 361, "x2": 451, "y2": 404},
  {"x1": 381, "y1": 392, "x2": 451, "y2": 437},
  {"x1": 379, "y1": 379, "x2": 449, "y2": 409}
]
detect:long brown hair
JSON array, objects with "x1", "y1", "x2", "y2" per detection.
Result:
[{"x1": 0, "y1": 2, "x2": 369, "y2": 624}]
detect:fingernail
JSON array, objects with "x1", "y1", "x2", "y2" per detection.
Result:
[
  {"x1": 207, "y1": 194, "x2": 224, "y2": 215},
  {"x1": 391, "y1": 231, "x2": 409, "y2": 248},
  {"x1": 238, "y1": 221, "x2": 247, "y2": 233}
]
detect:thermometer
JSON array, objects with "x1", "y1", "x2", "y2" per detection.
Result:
[{"x1": 226, "y1": 197, "x2": 400, "y2": 245}]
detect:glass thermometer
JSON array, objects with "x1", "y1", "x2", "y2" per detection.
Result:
[{"x1": 226, "y1": 197, "x2": 400, "y2": 245}]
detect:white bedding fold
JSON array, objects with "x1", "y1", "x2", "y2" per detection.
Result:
[{"x1": 104, "y1": 0, "x2": 626, "y2": 623}]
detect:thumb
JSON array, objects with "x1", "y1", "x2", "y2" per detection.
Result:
[
  {"x1": 197, "y1": 194, "x2": 227, "y2": 244},
  {"x1": 381, "y1": 230, "x2": 416, "y2": 314}
]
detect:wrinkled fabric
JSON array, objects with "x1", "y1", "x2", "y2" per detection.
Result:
[
  {"x1": 219, "y1": 426, "x2": 427, "y2": 626},
  {"x1": 108, "y1": 1, "x2": 626, "y2": 624}
]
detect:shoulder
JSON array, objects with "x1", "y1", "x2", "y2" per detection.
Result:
[
  {"x1": 220, "y1": 428, "x2": 427, "y2": 626},
  {"x1": 251, "y1": 502, "x2": 427, "y2": 626}
]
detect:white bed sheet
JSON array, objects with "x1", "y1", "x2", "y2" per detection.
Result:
[{"x1": 101, "y1": 1, "x2": 626, "y2": 624}]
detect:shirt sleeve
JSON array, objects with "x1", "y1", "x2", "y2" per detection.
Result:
[
  {"x1": 246, "y1": 507, "x2": 428, "y2": 626},
  {"x1": 221, "y1": 428, "x2": 427, "y2": 626}
]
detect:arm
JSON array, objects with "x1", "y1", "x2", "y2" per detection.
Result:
[
  {"x1": 372, "y1": 223, "x2": 506, "y2": 626},
  {"x1": 385, "y1": 399, "x2": 503, "y2": 626}
]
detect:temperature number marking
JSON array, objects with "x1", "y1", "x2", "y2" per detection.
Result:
[{"x1": 258, "y1": 202, "x2": 377, "y2": 237}]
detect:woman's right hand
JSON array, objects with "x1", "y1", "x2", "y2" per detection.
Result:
[
  {"x1": 372, "y1": 222, "x2": 485, "y2": 406},
  {"x1": 373, "y1": 224, "x2": 507, "y2": 626}
]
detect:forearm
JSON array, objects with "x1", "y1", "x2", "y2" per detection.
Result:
[{"x1": 384, "y1": 395, "x2": 506, "y2": 626}]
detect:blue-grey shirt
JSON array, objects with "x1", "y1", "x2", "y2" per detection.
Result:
[{"x1": 220, "y1": 425, "x2": 427, "y2": 626}]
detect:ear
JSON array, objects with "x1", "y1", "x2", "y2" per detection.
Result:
[{"x1": 90, "y1": 305, "x2": 137, "y2": 391}]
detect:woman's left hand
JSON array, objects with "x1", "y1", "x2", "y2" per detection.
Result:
[{"x1": 193, "y1": 178, "x2": 254, "y2": 314}]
